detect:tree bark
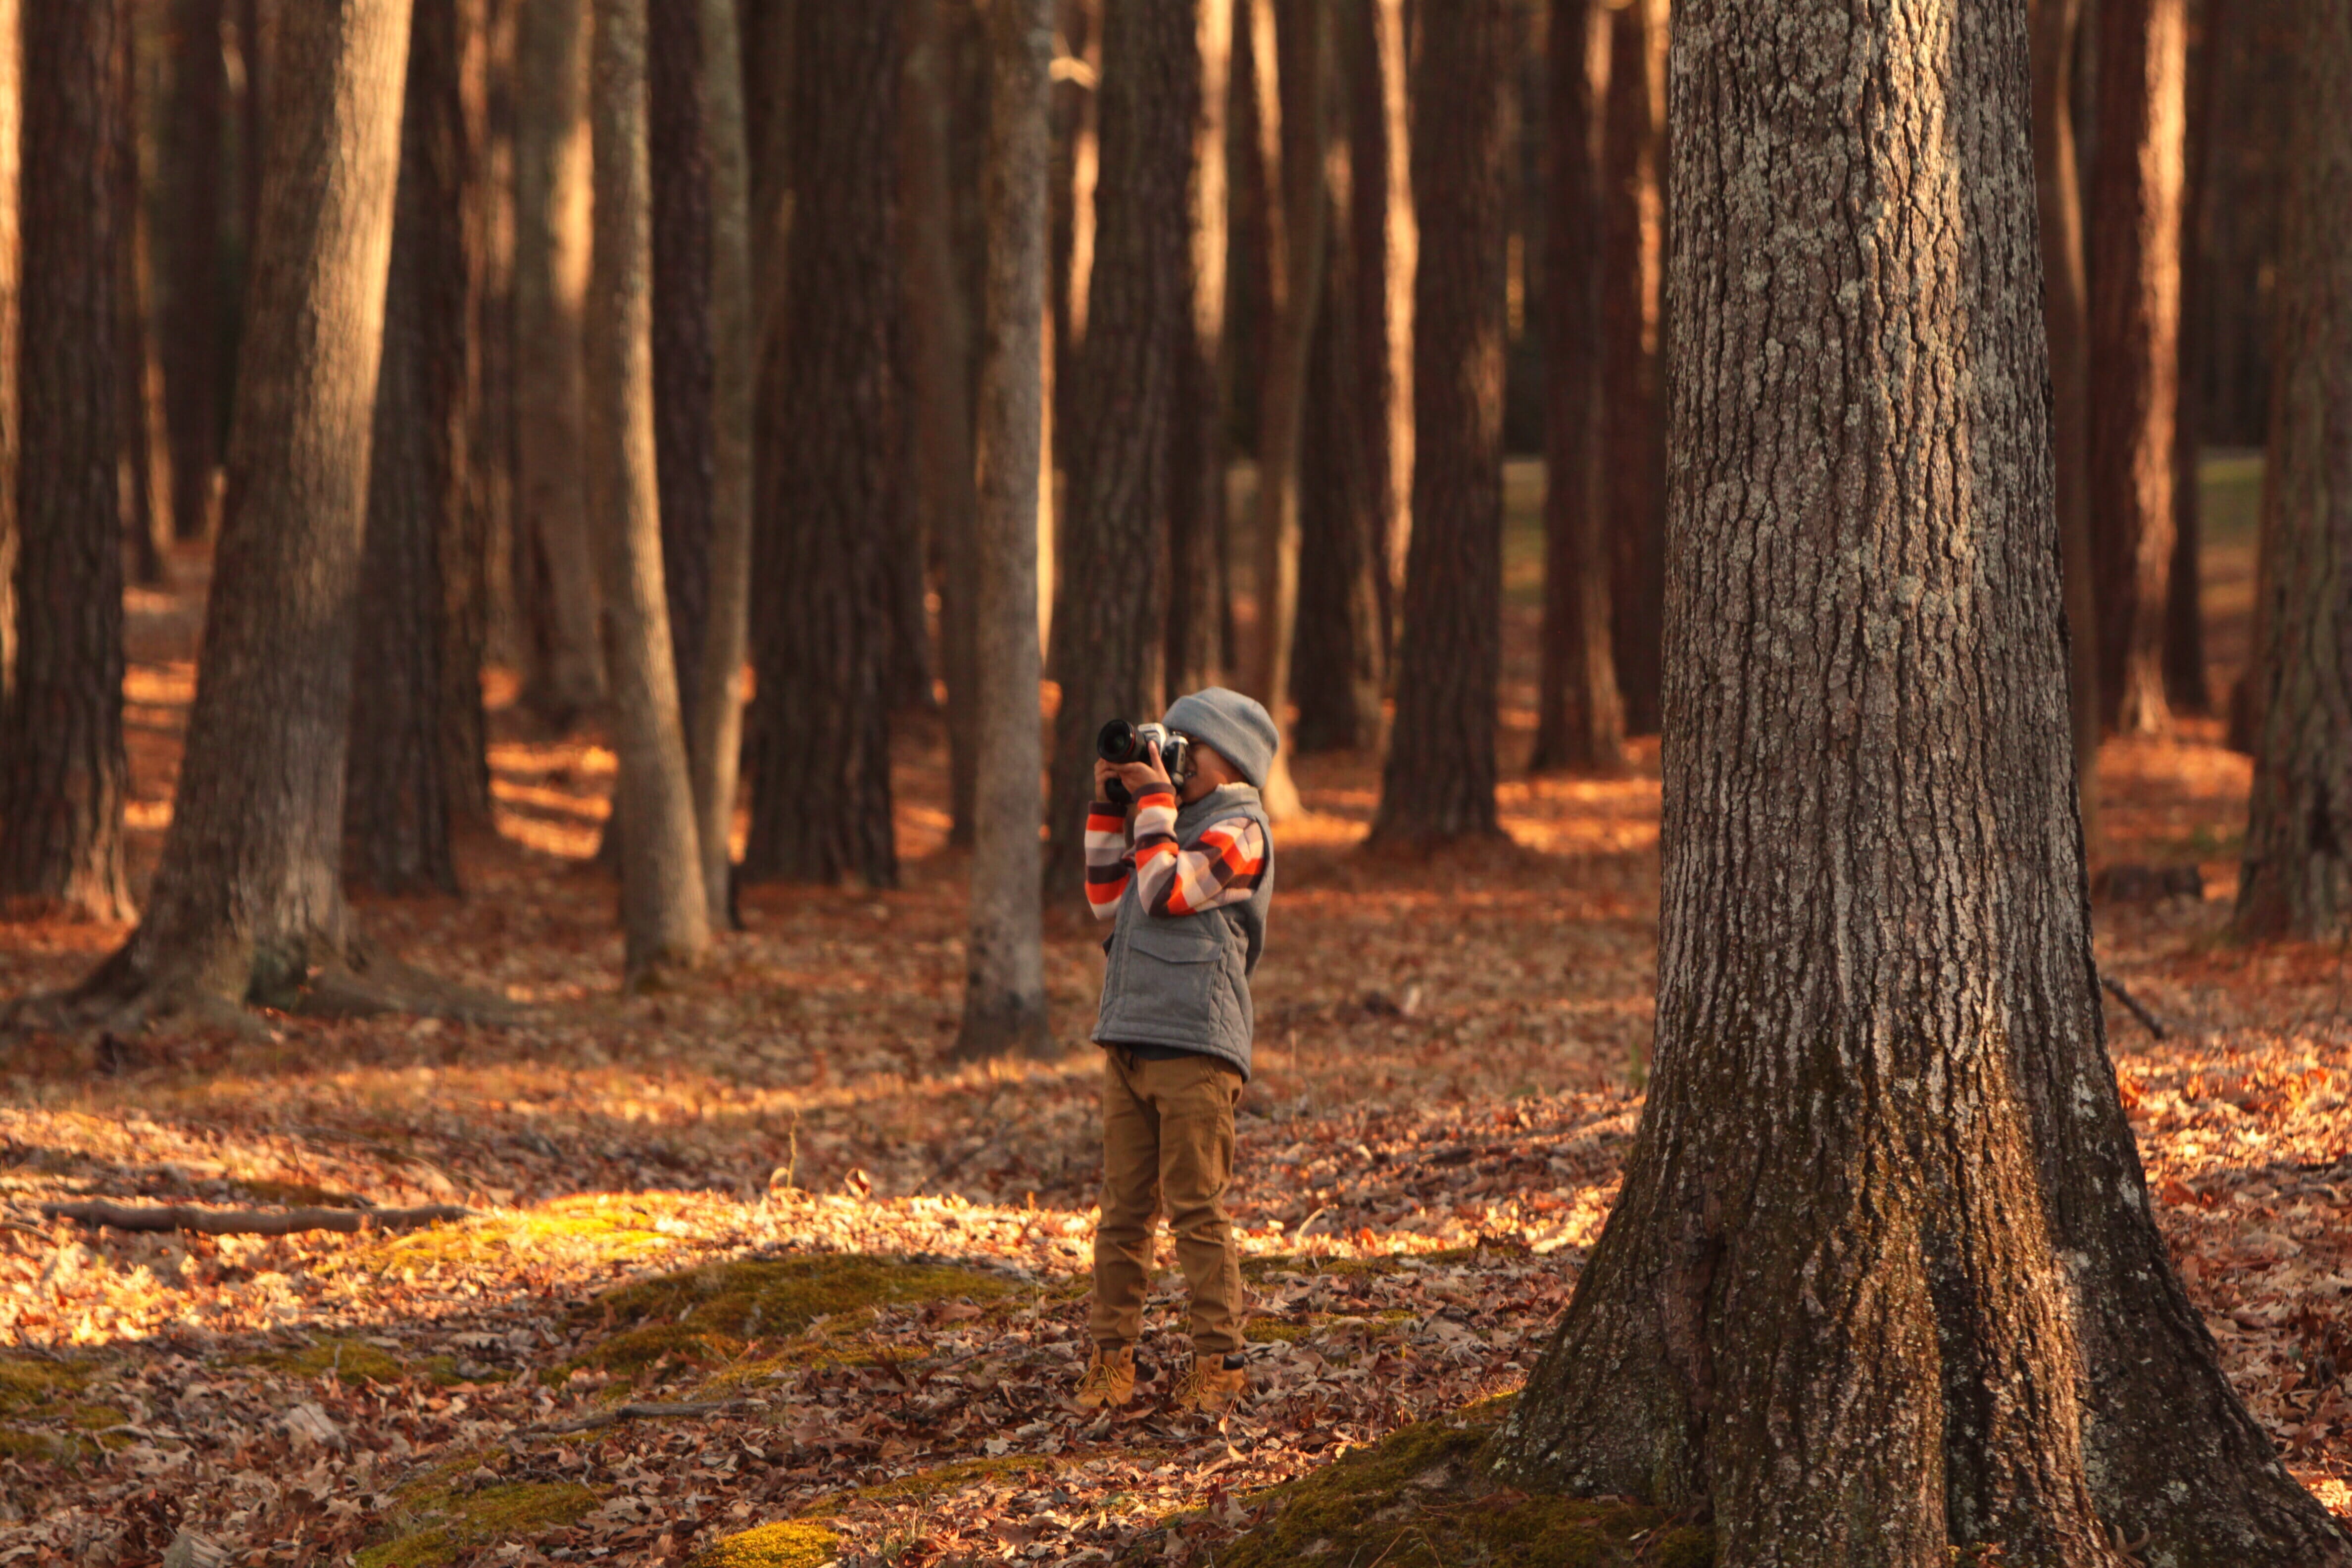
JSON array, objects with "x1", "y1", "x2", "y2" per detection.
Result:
[
  {"x1": 1372, "y1": 0, "x2": 1412, "y2": 628},
  {"x1": 1599, "y1": 0, "x2": 1666, "y2": 738},
  {"x1": 0, "y1": 0, "x2": 17, "y2": 711},
  {"x1": 1166, "y1": 0, "x2": 1233, "y2": 697},
  {"x1": 1, "y1": 0, "x2": 132, "y2": 922},
  {"x1": 66, "y1": 0, "x2": 416, "y2": 1010},
  {"x1": 2030, "y1": 0, "x2": 2102, "y2": 854},
  {"x1": 687, "y1": 0, "x2": 756, "y2": 928},
  {"x1": 650, "y1": 0, "x2": 715, "y2": 749},
  {"x1": 164, "y1": 0, "x2": 228, "y2": 544},
  {"x1": 1370, "y1": 0, "x2": 1506, "y2": 845},
  {"x1": 117, "y1": 24, "x2": 176, "y2": 589},
  {"x1": 2162, "y1": 0, "x2": 2219, "y2": 718},
  {"x1": 2088, "y1": 0, "x2": 2187, "y2": 735},
  {"x1": 1245, "y1": 0, "x2": 1327, "y2": 820},
  {"x1": 442, "y1": 0, "x2": 492, "y2": 831},
  {"x1": 741, "y1": 0, "x2": 902, "y2": 889},
  {"x1": 1043, "y1": 0, "x2": 1195, "y2": 886},
  {"x1": 2234, "y1": 2, "x2": 2352, "y2": 941},
  {"x1": 903, "y1": 0, "x2": 980, "y2": 843},
  {"x1": 1491, "y1": 0, "x2": 2352, "y2": 1560},
  {"x1": 513, "y1": 0, "x2": 604, "y2": 731},
  {"x1": 953, "y1": 0, "x2": 1053, "y2": 1063},
  {"x1": 345, "y1": 0, "x2": 479, "y2": 898},
  {"x1": 587, "y1": 0, "x2": 711, "y2": 981},
  {"x1": 1530, "y1": 0, "x2": 1623, "y2": 775}
]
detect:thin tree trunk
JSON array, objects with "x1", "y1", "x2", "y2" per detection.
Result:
[
  {"x1": 1599, "y1": 0, "x2": 1665, "y2": 737},
  {"x1": 1344, "y1": 0, "x2": 1400, "y2": 674},
  {"x1": 1370, "y1": 0, "x2": 1506, "y2": 846},
  {"x1": 117, "y1": 16, "x2": 174, "y2": 588},
  {"x1": 1042, "y1": 0, "x2": 1194, "y2": 887},
  {"x1": 1166, "y1": 0, "x2": 1232, "y2": 697},
  {"x1": 904, "y1": 0, "x2": 980, "y2": 843},
  {"x1": 1530, "y1": 0, "x2": 1622, "y2": 775},
  {"x1": 346, "y1": 0, "x2": 477, "y2": 898},
  {"x1": 64, "y1": 0, "x2": 419, "y2": 1013},
  {"x1": 588, "y1": 0, "x2": 711, "y2": 982},
  {"x1": 0, "y1": 0, "x2": 17, "y2": 712},
  {"x1": 650, "y1": 0, "x2": 715, "y2": 750},
  {"x1": 1059, "y1": 0, "x2": 1102, "y2": 407},
  {"x1": 2235, "y1": 1, "x2": 2352, "y2": 940},
  {"x1": 2031, "y1": 0, "x2": 2102, "y2": 853},
  {"x1": 953, "y1": 0, "x2": 1052, "y2": 1063},
  {"x1": 513, "y1": 0, "x2": 604, "y2": 730},
  {"x1": 741, "y1": 0, "x2": 902, "y2": 888},
  {"x1": 1492, "y1": 0, "x2": 2352, "y2": 1558},
  {"x1": 2089, "y1": 0, "x2": 2188, "y2": 735},
  {"x1": 688, "y1": 0, "x2": 756, "y2": 929},
  {"x1": 235, "y1": 0, "x2": 265, "y2": 268},
  {"x1": 477, "y1": 0, "x2": 519, "y2": 679},
  {"x1": 442, "y1": 0, "x2": 492, "y2": 830},
  {"x1": 2163, "y1": 0, "x2": 2219, "y2": 717},
  {"x1": 164, "y1": 0, "x2": 227, "y2": 545},
  {"x1": 1372, "y1": 0, "x2": 1411, "y2": 628},
  {"x1": 1, "y1": 0, "x2": 131, "y2": 922}
]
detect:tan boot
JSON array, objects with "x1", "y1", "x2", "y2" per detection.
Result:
[
  {"x1": 1171, "y1": 1353, "x2": 1247, "y2": 1415},
  {"x1": 1074, "y1": 1344, "x2": 1135, "y2": 1410}
]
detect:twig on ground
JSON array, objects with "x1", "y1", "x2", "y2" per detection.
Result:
[
  {"x1": 527, "y1": 1399, "x2": 749, "y2": 1437},
  {"x1": 39, "y1": 1200, "x2": 474, "y2": 1236},
  {"x1": 2101, "y1": 976, "x2": 2169, "y2": 1040}
]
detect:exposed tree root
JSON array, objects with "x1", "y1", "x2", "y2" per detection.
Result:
[{"x1": 40, "y1": 1200, "x2": 474, "y2": 1236}]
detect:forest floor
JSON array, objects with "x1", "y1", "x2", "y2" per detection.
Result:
[{"x1": 6, "y1": 459, "x2": 2352, "y2": 1567}]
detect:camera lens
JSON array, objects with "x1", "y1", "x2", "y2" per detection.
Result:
[{"x1": 1096, "y1": 718, "x2": 1139, "y2": 763}]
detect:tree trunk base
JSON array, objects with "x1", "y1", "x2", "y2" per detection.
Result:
[{"x1": 947, "y1": 995, "x2": 1053, "y2": 1065}]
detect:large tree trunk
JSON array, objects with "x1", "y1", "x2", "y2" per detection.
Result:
[
  {"x1": 116, "y1": 25, "x2": 175, "y2": 589},
  {"x1": 588, "y1": 0, "x2": 711, "y2": 981},
  {"x1": 1244, "y1": 0, "x2": 1326, "y2": 820},
  {"x1": 1370, "y1": 0, "x2": 1506, "y2": 845},
  {"x1": 741, "y1": 0, "x2": 902, "y2": 888},
  {"x1": 953, "y1": 0, "x2": 1053, "y2": 1063},
  {"x1": 1490, "y1": 0, "x2": 2352, "y2": 1559},
  {"x1": 1042, "y1": 0, "x2": 1194, "y2": 886},
  {"x1": 2088, "y1": 0, "x2": 2188, "y2": 735},
  {"x1": 164, "y1": 0, "x2": 228, "y2": 544},
  {"x1": 687, "y1": 0, "x2": 756, "y2": 929},
  {"x1": 1530, "y1": 0, "x2": 1622, "y2": 775},
  {"x1": 64, "y1": 0, "x2": 421, "y2": 1015},
  {"x1": 1166, "y1": 0, "x2": 1232, "y2": 698},
  {"x1": 2234, "y1": 3, "x2": 2352, "y2": 941},
  {"x1": 1599, "y1": 0, "x2": 1666, "y2": 738},
  {"x1": 2162, "y1": 0, "x2": 2220, "y2": 718},
  {"x1": 0, "y1": 0, "x2": 17, "y2": 710},
  {"x1": 2030, "y1": 0, "x2": 2102, "y2": 853},
  {"x1": 0, "y1": 0, "x2": 132, "y2": 922},
  {"x1": 345, "y1": 0, "x2": 484, "y2": 898},
  {"x1": 649, "y1": 0, "x2": 715, "y2": 749},
  {"x1": 903, "y1": 0, "x2": 980, "y2": 843},
  {"x1": 513, "y1": 0, "x2": 604, "y2": 731}
]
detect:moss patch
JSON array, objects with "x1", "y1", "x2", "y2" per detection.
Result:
[
  {"x1": 246, "y1": 1336, "x2": 462, "y2": 1387},
  {"x1": 0, "y1": 1353, "x2": 94, "y2": 1415},
  {"x1": 1247, "y1": 1309, "x2": 1417, "y2": 1344},
  {"x1": 1215, "y1": 1400, "x2": 1712, "y2": 1568},
  {"x1": 355, "y1": 1480, "x2": 599, "y2": 1568},
  {"x1": 690, "y1": 1520, "x2": 838, "y2": 1568},
  {"x1": 346, "y1": 1194, "x2": 688, "y2": 1277},
  {"x1": 0, "y1": 1353, "x2": 131, "y2": 1454},
  {"x1": 563, "y1": 1255, "x2": 1012, "y2": 1381},
  {"x1": 797, "y1": 1453, "x2": 1064, "y2": 1519}
]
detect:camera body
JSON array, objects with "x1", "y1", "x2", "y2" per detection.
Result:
[{"x1": 1097, "y1": 719, "x2": 1192, "y2": 806}]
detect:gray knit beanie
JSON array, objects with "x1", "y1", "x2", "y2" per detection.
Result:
[{"x1": 1162, "y1": 687, "x2": 1278, "y2": 789}]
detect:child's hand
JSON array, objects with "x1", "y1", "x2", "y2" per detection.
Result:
[
  {"x1": 1114, "y1": 742, "x2": 1172, "y2": 799},
  {"x1": 1093, "y1": 757, "x2": 1121, "y2": 800}
]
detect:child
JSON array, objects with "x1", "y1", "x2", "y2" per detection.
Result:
[{"x1": 1074, "y1": 687, "x2": 1278, "y2": 1416}]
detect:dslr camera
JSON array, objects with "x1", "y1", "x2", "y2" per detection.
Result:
[{"x1": 1096, "y1": 719, "x2": 1192, "y2": 807}]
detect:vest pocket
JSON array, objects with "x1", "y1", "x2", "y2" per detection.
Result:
[{"x1": 1127, "y1": 918, "x2": 1224, "y2": 963}]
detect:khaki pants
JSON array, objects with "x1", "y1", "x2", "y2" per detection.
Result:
[{"x1": 1091, "y1": 1047, "x2": 1246, "y2": 1358}]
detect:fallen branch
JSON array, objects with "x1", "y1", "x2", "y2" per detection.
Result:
[
  {"x1": 2099, "y1": 976, "x2": 2169, "y2": 1040},
  {"x1": 527, "y1": 1399, "x2": 749, "y2": 1437},
  {"x1": 40, "y1": 1200, "x2": 474, "y2": 1236}
]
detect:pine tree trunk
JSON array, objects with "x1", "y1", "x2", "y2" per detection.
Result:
[
  {"x1": 1246, "y1": 0, "x2": 1326, "y2": 819},
  {"x1": 1344, "y1": 0, "x2": 1401, "y2": 672},
  {"x1": 2089, "y1": 0, "x2": 2187, "y2": 735},
  {"x1": 1370, "y1": 0, "x2": 1506, "y2": 845},
  {"x1": 513, "y1": 0, "x2": 604, "y2": 730},
  {"x1": 2030, "y1": 0, "x2": 2102, "y2": 853},
  {"x1": 1492, "y1": 1, "x2": 2351, "y2": 1558},
  {"x1": 1, "y1": 0, "x2": 132, "y2": 922},
  {"x1": 1166, "y1": 0, "x2": 1233, "y2": 697},
  {"x1": 903, "y1": 0, "x2": 981, "y2": 843},
  {"x1": 346, "y1": 0, "x2": 476, "y2": 898},
  {"x1": 69, "y1": 0, "x2": 414, "y2": 1008},
  {"x1": 1043, "y1": 0, "x2": 1194, "y2": 885},
  {"x1": 2234, "y1": 2, "x2": 2352, "y2": 940},
  {"x1": 0, "y1": 0, "x2": 17, "y2": 712},
  {"x1": 1530, "y1": 0, "x2": 1622, "y2": 775},
  {"x1": 954, "y1": 0, "x2": 1053, "y2": 1063},
  {"x1": 2162, "y1": 0, "x2": 2219, "y2": 718},
  {"x1": 587, "y1": 0, "x2": 711, "y2": 980},
  {"x1": 650, "y1": 0, "x2": 714, "y2": 748},
  {"x1": 117, "y1": 14, "x2": 175, "y2": 588},
  {"x1": 1599, "y1": 0, "x2": 1665, "y2": 737},
  {"x1": 741, "y1": 0, "x2": 902, "y2": 888},
  {"x1": 164, "y1": 0, "x2": 227, "y2": 544},
  {"x1": 441, "y1": 0, "x2": 491, "y2": 831},
  {"x1": 687, "y1": 0, "x2": 756, "y2": 928},
  {"x1": 1372, "y1": 0, "x2": 1412, "y2": 625}
]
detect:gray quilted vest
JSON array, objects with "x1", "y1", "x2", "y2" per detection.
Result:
[{"x1": 1090, "y1": 784, "x2": 1274, "y2": 1080}]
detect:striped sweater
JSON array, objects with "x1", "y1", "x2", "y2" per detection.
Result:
[{"x1": 1085, "y1": 783, "x2": 1269, "y2": 920}]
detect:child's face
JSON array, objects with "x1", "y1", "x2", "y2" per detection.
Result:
[{"x1": 1180, "y1": 741, "x2": 1237, "y2": 803}]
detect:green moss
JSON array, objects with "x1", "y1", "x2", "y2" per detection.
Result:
[
  {"x1": 245, "y1": 1335, "x2": 464, "y2": 1387},
  {"x1": 349, "y1": 1195, "x2": 685, "y2": 1276},
  {"x1": 356, "y1": 1480, "x2": 599, "y2": 1568},
  {"x1": 0, "y1": 1354, "x2": 93, "y2": 1415},
  {"x1": 1217, "y1": 1401, "x2": 1712, "y2": 1568},
  {"x1": 691, "y1": 1520, "x2": 838, "y2": 1568},
  {"x1": 796, "y1": 1454, "x2": 1062, "y2": 1519}
]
